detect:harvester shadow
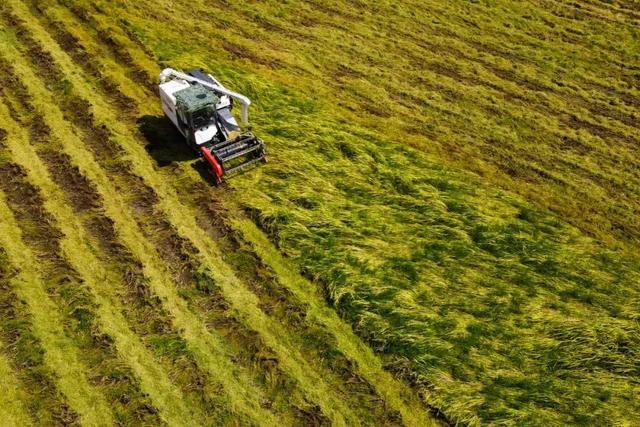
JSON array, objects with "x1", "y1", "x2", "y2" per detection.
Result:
[
  {"x1": 191, "y1": 160, "x2": 220, "y2": 186},
  {"x1": 137, "y1": 115, "x2": 195, "y2": 167}
]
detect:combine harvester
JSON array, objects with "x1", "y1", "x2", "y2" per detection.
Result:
[{"x1": 159, "y1": 68, "x2": 266, "y2": 183}]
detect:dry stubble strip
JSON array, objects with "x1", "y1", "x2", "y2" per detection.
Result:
[
  {"x1": 0, "y1": 169, "x2": 113, "y2": 427},
  {"x1": 0, "y1": 7, "x2": 281, "y2": 425},
  {"x1": 27, "y1": 0, "x2": 147, "y2": 110},
  {"x1": 0, "y1": 97, "x2": 198, "y2": 426},
  {"x1": 5, "y1": 1, "x2": 360, "y2": 424},
  {"x1": 0, "y1": 214, "x2": 78, "y2": 425}
]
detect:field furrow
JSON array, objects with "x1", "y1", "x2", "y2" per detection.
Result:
[
  {"x1": 0, "y1": 67, "x2": 221, "y2": 426},
  {"x1": 0, "y1": 242, "x2": 78, "y2": 426},
  {"x1": 0, "y1": 22, "x2": 284, "y2": 427},
  {"x1": 0, "y1": 160, "x2": 113, "y2": 426},
  {"x1": 57, "y1": 0, "x2": 159, "y2": 89}
]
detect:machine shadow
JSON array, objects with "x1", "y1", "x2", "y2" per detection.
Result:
[
  {"x1": 137, "y1": 115, "x2": 219, "y2": 186},
  {"x1": 137, "y1": 115, "x2": 195, "y2": 167}
]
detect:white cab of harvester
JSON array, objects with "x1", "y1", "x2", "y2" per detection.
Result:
[{"x1": 159, "y1": 73, "x2": 236, "y2": 145}]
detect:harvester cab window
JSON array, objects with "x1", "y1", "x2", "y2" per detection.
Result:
[{"x1": 191, "y1": 105, "x2": 216, "y2": 129}]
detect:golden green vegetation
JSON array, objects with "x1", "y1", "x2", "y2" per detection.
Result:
[{"x1": 0, "y1": 0, "x2": 638, "y2": 426}]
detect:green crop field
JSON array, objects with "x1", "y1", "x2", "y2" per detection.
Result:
[{"x1": 0, "y1": 0, "x2": 638, "y2": 425}]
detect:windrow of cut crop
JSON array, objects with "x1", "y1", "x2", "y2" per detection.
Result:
[
  {"x1": 25, "y1": 0, "x2": 145, "y2": 114},
  {"x1": 105, "y1": 169, "x2": 319, "y2": 422},
  {"x1": 3, "y1": 1, "x2": 373, "y2": 424},
  {"x1": 55, "y1": 0, "x2": 158, "y2": 91},
  {"x1": 115, "y1": 160, "x2": 345, "y2": 424},
  {"x1": 0, "y1": 150, "x2": 162, "y2": 426},
  {"x1": 0, "y1": 152, "x2": 71, "y2": 427},
  {"x1": 0, "y1": 65, "x2": 210, "y2": 426},
  {"x1": 0, "y1": 39, "x2": 258, "y2": 427},
  {"x1": 0, "y1": 158, "x2": 113, "y2": 426},
  {"x1": 0, "y1": 90, "x2": 209, "y2": 426},
  {"x1": 35, "y1": 1, "x2": 440, "y2": 419},
  {"x1": 40, "y1": 150, "x2": 220, "y2": 426},
  {"x1": 0, "y1": 6, "x2": 285, "y2": 424}
]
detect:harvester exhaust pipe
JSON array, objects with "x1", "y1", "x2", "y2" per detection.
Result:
[{"x1": 159, "y1": 68, "x2": 252, "y2": 125}]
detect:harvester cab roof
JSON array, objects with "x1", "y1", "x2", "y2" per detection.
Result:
[
  {"x1": 174, "y1": 84, "x2": 219, "y2": 130},
  {"x1": 159, "y1": 68, "x2": 266, "y2": 184}
]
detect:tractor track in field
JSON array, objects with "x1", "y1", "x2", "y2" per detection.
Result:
[
  {"x1": 0, "y1": 159, "x2": 114, "y2": 426},
  {"x1": 305, "y1": 0, "x2": 640, "y2": 109},
  {"x1": 363, "y1": 20, "x2": 640, "y2": 148},
  {"x1": 0, "y1": 67, "x2": 207, "y2": 426},
  {"x1": 0, "y1": 155, "x2": 164, "y2": 426},
  {"x1": 54, "y1": 0, "x2": 157, "y2": 92},
  {"x1": 0, "y1": 188, "x2": 77, "y2": 427},
  {"x1": 0, "y1": 278, "x2": 75, "y2": 427}
]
